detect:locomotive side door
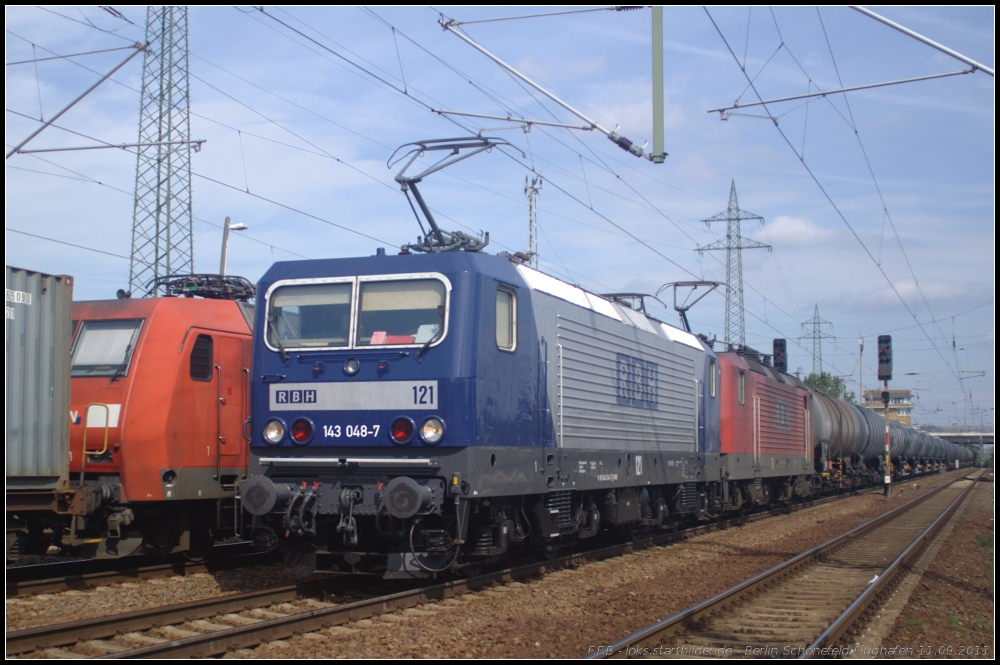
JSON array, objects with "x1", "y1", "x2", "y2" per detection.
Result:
[{"x1": 214, "y1": 334, "x2": 251, "y2": 483}]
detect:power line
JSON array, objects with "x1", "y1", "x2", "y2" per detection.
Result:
[
  {"x1": 6, "y1": 139, "x2": 314, "y2": 261},
  {"x1": 7, "y1": 227, "x2": 130, "y2": 260},
  {"x1": 6, "y1": 44, "x2": 138, "y2": 66},
  {"x1": 31, "y1": 6, "x2": 139, "y2": 44}
]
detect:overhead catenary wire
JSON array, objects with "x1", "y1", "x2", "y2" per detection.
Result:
[
  {"x1": 3, "y1": 12, "x2": 795, "y2": 327},
  {"x1": 771, "y1": 8, "x2": 981, "y2": 418},
  {"x1": 703, "y1": 8, "x2": 964, "y2": 387},
  {"x1": 17, "y1": 6, "x2": 795, "y2": 334},
  {"x1": 241, "y1": 7, "x2": 716, "y2": 282},
  {"x1": 7, "y1": 7, "x2": 980, "y2": 418},
  {"x1": 449, "y1": 7, "x2": 632, "y2": 27},
  {"x1": 357, "y1": 11, "x2": 814, "y2": 328},
  {"x1": 9, "y1": 9, "x2": 704, "y2": 296}
]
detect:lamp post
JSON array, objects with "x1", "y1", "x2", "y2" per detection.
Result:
[{"x1": 220, "y1": 216, "x2": 248, "y2": 276}]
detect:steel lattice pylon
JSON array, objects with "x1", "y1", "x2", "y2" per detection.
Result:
[
  {"x1": 800, "y1": 304, "x2": 836, "y2": 375},
  {"x1": 129, "y1": 7, "x2": 193, "y2": 297},
  {"x1": 697, "y1": 181, "x2": 770, "y2": 348}
]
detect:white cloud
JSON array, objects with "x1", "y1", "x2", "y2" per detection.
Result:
[{"x1": 755, "y1": 215, "x2": 838, "y2": 246}]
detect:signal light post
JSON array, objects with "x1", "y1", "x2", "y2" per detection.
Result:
[{"x1": 878, "y1": 335, "x2": 893, "y2": 497}]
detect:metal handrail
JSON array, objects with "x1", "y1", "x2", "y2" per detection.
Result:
[{"x1": 80, "y1": 403, "x2": 111, "y2": 487}]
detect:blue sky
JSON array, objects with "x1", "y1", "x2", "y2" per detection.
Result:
[{"x1": 5, "y1": 6, "x2": 994, "y2": 429}]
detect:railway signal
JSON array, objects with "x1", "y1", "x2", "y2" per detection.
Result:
[
  {"x1": 773, "y1": 339, "x2": 787, "y2": 372},
  {"x1": 877, "y1": 335, "x2": 892, "y2": 381},
  {"x1": 878, "y1": 334, "x2": 892, "y2": 496}
]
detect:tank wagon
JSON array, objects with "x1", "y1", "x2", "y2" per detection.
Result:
[
  {"x1": 6, "y1": 274, "x2": 255, "y2": 559},
  {"x1": 239, "y1": 251, "x2": 968, "y2": 577},
  {"x1": 809, "y1": 385, "x2": 971, "y2": 485}
]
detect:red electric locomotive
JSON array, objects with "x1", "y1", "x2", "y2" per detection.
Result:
[
  {"x1": 717, "y1": 349, "x2": 816, "y2": 508},
  {"x1": 7, "y1": 275, "x2": 254, "y2": 559}
]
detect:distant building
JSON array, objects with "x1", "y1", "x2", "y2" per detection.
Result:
[{"x1": 863, "y1": 389, "x2": 913, "y2": 425}]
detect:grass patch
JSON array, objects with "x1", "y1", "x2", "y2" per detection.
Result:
[
  {"x1": 931, "y1": 595, "x2": 942, "y2": 607},
  {"x1": 904, "y1": 619, "x2": 929, "y2": 630},
  {"x1": 974, "y1": 532, "x2": 991, "y2": 548},
  {"x1": 949, "y1": 614, "x2": 968, "y2": 633},
  {"x1": 958, "y1": 515, "x2": 971, "y2": 521}
]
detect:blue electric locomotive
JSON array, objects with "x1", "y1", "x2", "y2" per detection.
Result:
[
  {"x1": 238, "y1": 138, "x2": 971, "y2": 577},
  {"x1": 240, "y1": 248, "x2": 726, "y2": 576}
]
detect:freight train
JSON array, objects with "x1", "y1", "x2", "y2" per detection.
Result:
[
  {"x1": 6, "y1": 271, "x2": 255, "y2": 560},
  {"x1": 237, "y1": 249, "x2": 973, "y2": 578},
  {"x1": 3, "y1": 258, "x2": 972, "y2": 564}
]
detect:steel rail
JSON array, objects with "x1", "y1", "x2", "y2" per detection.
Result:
[
  {"x1": 6, "y1": 583, "x2": 308, "y2": 655},
  {"x1": 8, "y1": 474, "x2": 934, "y2": 659},
  {"x1": 802, "y1": 470, "x2": 984, "y2": 656},
  {"x1": 593, "y1": 469, "x2": 982, "y2": 658},
  {"x1": 7, "y1": 543, "x2": 272, "y2": 598}
]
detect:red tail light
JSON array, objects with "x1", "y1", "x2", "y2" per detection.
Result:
[
  {"x1": 291, "y1": 419, "x2": 313, "y2": 444},
  {"x1": 391, "y1": 417, "x2": 414, "y2": 444}
]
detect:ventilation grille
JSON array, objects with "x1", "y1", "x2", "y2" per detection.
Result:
[{"x1": 546, "y1": 490, "x2": 574, "y2": 530}]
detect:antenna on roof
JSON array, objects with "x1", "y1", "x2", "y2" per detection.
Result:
[{"x1": 388, "y1": 137, "x2": 523, "y2": 253}]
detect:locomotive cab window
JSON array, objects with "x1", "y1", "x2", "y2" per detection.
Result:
[
  {"x1": 190, "y1": 334, "x2": 213, "y2": 381},
  {"x1": 269, "y1": 282, "x2": 352, "y2": 349},
  {"x1": 71, "y1": 319, "x2": 143, "y2": 377},
  {"x1": 496, "y1": 287, "x2": 516, "y2": 351},
  {"x1": 738, "y1": 371, "x2": 745, "y2": 405},
  {"x1": 709, "y1": 359, "x2": 717, "y2": 398},
  {"x1": 357, "y1": 279, "x2": 446, "y2": 347}
]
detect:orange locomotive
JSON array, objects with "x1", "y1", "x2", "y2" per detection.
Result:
[
  {"x1": 716, "y1": 349, "x2": 816, "y2": 507},
  {"x1": 8, "y1": 275, "x2": 254, "y2": 559}
]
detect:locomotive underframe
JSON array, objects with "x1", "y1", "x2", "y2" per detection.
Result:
[
  {"x1": 6, "y1": 466, "x2": 246, "y2": 560},
  {"x1": 239, "y1": 446, "x2": 954, "y2": 578}
]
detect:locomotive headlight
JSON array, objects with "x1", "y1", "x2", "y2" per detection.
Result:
[
  {"x1": 343, "y1": 358, "x2": 361, "y2": 376},
  {"x1": 263, "y1": 419, "x2": 286, "y2": 444},
  {"x1": 419, "y1": 417, "x2": 445, "y2": 444}
]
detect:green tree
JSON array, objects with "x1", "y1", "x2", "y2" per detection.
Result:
[{"x1": 804, "y1": 371, "x2": 856, "y2": 403}]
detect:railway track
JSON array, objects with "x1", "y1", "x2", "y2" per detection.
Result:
[
  {"x1": 6, "y1": 543, "x2": 277, "y2": 598},
  {"x1": 5, "y1": 478, "x2": 904, "y2": 659},
  {"x1": 594, "y1": 469, "x2": 986, "y2": 659}
]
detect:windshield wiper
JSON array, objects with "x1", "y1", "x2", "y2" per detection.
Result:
[
  {"x1": 110, "y1": 344, "x2": 132, "y2": 383},
  {"x1": 418, "y1": 305, "x2": 446, "y2": 358},
  {"x1": 269, "y1": 309, "x2": 289, "y2": 361}
]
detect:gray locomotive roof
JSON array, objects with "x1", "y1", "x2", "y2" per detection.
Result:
[{"x1": 514, "y1": 264, "x2": 705, "y2": 352}]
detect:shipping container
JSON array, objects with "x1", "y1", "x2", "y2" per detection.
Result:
[{"x1": 5, "y1": 266, "x2": 73, "y2": 490}]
